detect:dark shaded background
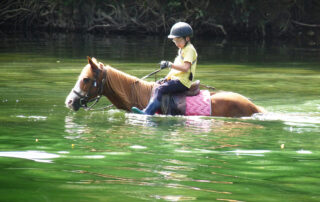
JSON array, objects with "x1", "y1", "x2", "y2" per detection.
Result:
[{"x1": 0, "y1": 0, "x2": 320, "y2": 42}]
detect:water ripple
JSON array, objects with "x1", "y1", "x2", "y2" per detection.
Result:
[
  {"x1": 226, "y1": 150, "x2": 271, "y2": 156},
  {"x1": 249, "y1": 112, "x2": 320, "y2": 133}
]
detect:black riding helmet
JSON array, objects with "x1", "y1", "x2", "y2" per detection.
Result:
[{"x1": 168, "y1": 22, "x2": 193, "y2": 39}]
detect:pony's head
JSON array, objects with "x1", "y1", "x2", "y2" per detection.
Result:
[{"x1": 65, "y1": 57, "x2": 106, "y2": 111}]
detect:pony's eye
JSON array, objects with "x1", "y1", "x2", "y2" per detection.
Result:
[{"x1": 83, "y1": 78, "x2": 91, "y2": 83}]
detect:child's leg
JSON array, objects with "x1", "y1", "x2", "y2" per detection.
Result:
[
  {"x1": 154, "y1": 80, "x2": 188, "y2": 101},
  {"x1": 144, "y1": 80, "x2": 188, "y2": 115},
  {"x1": 132, "y1": 80, "x2": 188, "y2": 115}
]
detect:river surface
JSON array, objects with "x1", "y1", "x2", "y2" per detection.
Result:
[{"x1": 0, "y1": 33, "x2": 320, "y2": 201}]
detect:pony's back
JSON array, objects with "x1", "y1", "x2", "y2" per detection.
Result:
[{"x1": 211, "y1": 92, "x2": 263, "y2": 117}]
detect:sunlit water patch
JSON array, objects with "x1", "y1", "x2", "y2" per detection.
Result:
[
  {"x1": 129, "y1": 145, "x2": 147, "y2": 149},
  {"x1": 16, "y1": 115, "x2": 47, "y2": 121},
  {"x1": 244, "y1": 99, "x2": 320, "y2": 134},
  {"x1": 248, "y1": 112, "x2": 320, "y2": 133},
  {"x1": 0, "y1": 150, "x2": 59, "y2": 163},
  {"x1": 226, "y1": 149, "x2": 271, "y2": 157}
]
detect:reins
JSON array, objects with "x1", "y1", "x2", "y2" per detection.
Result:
[
  {"x1": 82, "y1": 67, "x2": 163, "y2": 111},
  {"x1": 140, "y1": 68, "x2": 162, "y2": 80},
  {"x1": 81, "y1": 66, "x2": 215, "y2": 111}
]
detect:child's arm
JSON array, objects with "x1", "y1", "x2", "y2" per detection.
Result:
[
  {"x1": 171, "y1": 62, "x2": 191, "y2": 72},
  {"x1": 160, "y1": 61, "x2": 191, "y2": 72}
]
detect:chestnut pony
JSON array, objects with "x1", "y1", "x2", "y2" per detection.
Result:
[{"x1": 65, "y1": 57, "x2": 264, "y2": 117}]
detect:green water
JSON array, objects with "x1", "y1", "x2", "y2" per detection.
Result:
[{"x1": 0, "y1": 34, "x2": 320, "y2": 201}]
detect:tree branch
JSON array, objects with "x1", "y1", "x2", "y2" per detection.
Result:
[
  {"x1": 87, "y1": 24, "x2": 111, "y2": 32},
  {"x1": 292, "y1": 20, "x2": 320, "y2": 28}
]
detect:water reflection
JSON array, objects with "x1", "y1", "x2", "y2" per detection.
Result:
[
  {"x1": 126, "y1": 112, "x2": 263, "y2": 134},
  {"x1": 64, "y1": 109, "x2": 266, "y2": 156},
  {"x1": 60, "y1": 110, "x2": 318, "y2": 201},
  {"x1": 64, "y1": 115, "x2": 90, "y2": 139},
  {"x1": 2, "y1": 33, "x2": 319, "y2": 65}
]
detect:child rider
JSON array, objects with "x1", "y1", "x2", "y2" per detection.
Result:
[{"x1": 132, "y1": 22, "x2": 198, "y2": 115}]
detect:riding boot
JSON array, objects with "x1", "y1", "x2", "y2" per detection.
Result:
[
  {"x1": 131, "y1": 107, "x2": 145, "y2": 114},
  {"x1": 131, "y1": 99, "x2": 161, "y2": 115}
]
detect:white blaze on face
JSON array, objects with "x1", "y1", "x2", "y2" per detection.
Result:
[
  {"x1": 65, "y1": 76, "x2": 85, "y2": 109},
  {"x1": 65, "y1": 64, "x2": 93, "y2": 110}
]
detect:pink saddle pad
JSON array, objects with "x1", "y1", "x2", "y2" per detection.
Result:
[{"x1": 185, "y1": 90, "x2": 211, "y2": 116}]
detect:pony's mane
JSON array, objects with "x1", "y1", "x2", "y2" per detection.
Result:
[{"x1": 103, "y1": 65, "x2": 155, "y2": 111}]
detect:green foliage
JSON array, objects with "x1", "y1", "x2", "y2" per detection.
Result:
[
  {"x1": 0, "y1": 0, "x2": 319, "y2": 39},
  {"x1": 167, "y1": 0, "x2": 181, "y2": 9}
]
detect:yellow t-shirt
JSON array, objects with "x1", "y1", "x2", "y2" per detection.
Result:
[{"x1": 166, "y1": 43, "x2": 197, "y2": 88}]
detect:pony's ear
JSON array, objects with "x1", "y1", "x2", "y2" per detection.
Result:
[
  {"x1": 92, "y1": 57, "x2": 98, "y2": 63},
  {"x1": 87, "y1": 56, "x2": 99, "y2": 71},
  {"x1": 98, "y1": 62, "x2": 104, "y2": 69}
]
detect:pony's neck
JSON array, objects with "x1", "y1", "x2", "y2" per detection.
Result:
[{"x1": 103, "y1": 66, "x2": 155, "y2": 111}]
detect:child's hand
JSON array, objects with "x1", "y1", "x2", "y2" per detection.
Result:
[
  {"x1": 156, "y1": 78, "x2": 167, "y2": 84},
  {"x1": 160, "y1": 61, "x2": 172, "y2": 69}
]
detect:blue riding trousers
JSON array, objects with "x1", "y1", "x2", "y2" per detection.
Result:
[{"x1": 153, "y1": 79, "x2": 188, "y2": 102}]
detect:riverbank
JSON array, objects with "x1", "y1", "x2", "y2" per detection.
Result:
[{"x1": 1, "y1": 0, "x2": 320, "y2": 42}]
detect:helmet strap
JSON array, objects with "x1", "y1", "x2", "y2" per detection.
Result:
[{"x1": 184, "y1": 38, "x2": 190, "y2": 46}]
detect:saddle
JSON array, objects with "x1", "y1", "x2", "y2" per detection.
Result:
[{"x1": 161, "y1": 80, "x2": 201, "y2": 115}]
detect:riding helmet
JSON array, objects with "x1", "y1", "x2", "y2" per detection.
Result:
[{"x1": 168, "y1": 22, "x2": 193, "y2": 39}]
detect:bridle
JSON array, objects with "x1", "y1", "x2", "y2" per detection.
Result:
[{"x1": 72, "y1": 68, "x2": 107, "y2": 111}]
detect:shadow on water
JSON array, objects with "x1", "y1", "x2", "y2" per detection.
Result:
[{"x1": 1, "y1": 32, "x2": 320, "y2": 64}]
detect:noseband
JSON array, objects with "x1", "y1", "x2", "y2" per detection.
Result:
[{"x1": 73, "y1": 68, "x2": 107, "y2": 111}]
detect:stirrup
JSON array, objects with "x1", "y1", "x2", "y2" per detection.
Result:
[{"x1": 131, "y1": 107, "x2": 145, "y2": 114}]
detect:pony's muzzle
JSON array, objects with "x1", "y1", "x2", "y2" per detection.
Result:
[{"x1": 65, "y1": 93, "x2": 81, "y2": 111}]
